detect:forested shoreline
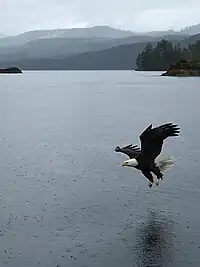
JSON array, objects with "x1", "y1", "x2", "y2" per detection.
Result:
[{"x1": 136, "y1": 39, "x2": 200, "y2": 71}]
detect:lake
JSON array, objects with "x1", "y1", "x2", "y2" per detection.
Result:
[{"x1": 0, "y1": 70, "x2": 200, "y2": 267}]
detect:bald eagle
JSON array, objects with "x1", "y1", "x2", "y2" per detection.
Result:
[{"x1": 115, "y1": 123, "x2": 180, "y2": 187}]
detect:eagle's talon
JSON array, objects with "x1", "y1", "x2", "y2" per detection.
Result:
[{"x1": 148, "y1": 182, "x2": 153, "y2": 188}]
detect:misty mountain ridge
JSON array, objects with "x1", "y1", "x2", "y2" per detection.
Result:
[
  {"x1": 145, "y1": 24, "x2": 200, "y2": 37},
  {"x1": 0, "y1": 23, "x2": 200, "y2": 47},
  {"x1": 0, "y1": 26, "x2": 137, "y2": 47},
  {"x1": 1, "y1": 33, "x2": 200, "y2": 71},
  {"x1": 0, "y1": 33, "x2": 188, "y2": 63},
  {"x1": 0, "y1": 23, "x2": 199, "y2": 71}
]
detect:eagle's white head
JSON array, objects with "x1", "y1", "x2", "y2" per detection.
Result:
[{"x1": 122, "y1": 158, "x2": 138, "y2": 167}]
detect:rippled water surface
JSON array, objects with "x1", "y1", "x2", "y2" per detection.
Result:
[{"x1": 0, "y1": 71, "x2": 200, "y2": 267}]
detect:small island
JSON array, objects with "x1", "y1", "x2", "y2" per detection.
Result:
[
  {"x1": 0, "y1": 67, "x2": 22, "y2": 73},
  {"x1": 136, "y1": 39, "x2": 200, "y2": 77},
  {"x1": 161, "y1": 59, "x2": 200, "y2": 77}
]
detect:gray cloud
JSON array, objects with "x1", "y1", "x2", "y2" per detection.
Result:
[{"x1": 0, "y1": 0, "x2": 200, "y2": 35}]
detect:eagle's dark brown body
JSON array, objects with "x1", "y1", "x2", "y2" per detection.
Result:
[{"x1": 115, "y1": 123, "x2": 180, "y2": 187}]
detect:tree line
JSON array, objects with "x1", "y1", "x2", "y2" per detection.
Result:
[{"x1": 136, "y1": 39, "x2": 200, "y2": 71}]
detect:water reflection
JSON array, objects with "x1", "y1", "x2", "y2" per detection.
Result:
[{"x1": 133, "y1": 211, "x2": 174, "y2": 267}]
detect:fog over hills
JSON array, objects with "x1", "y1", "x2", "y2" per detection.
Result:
[
  {"x1": 0, "y1": 24, "x2": 200, "y2": 70},
  {"x1": 1, "y1": 23, "x2": 200, "y2": 46},
  {"x1": 0, "y1": 26, "x2": 137, "y2": 47}
]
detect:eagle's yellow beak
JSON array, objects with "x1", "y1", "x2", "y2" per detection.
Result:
[{"x1": 122, "y1": 162, "x2": 127, "y2": 166}]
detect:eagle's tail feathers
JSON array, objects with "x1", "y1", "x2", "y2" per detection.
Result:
[{"x1": 156, "y1": 156, "x2": 174, "y2": 172}]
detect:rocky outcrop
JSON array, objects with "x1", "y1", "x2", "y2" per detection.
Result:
[
  {"x1": 0, "y1": 67, "x2": 22, "y2": 73},
  {"x1": 161, "y1": 59, "x2": 200, "y2": 77}
]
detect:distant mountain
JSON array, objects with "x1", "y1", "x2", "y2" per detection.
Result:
[
  {"x1": 0, "y1": 34, "x2": 193, "y2": 71},
  {"x1": 0, "y1": 42, "x2": 147, "y2": 70},
  {"x1": 0, "y1": 36, "x2": 155, "y2": 62},
  {"x1": 1, "y1": 23, "x2": 198, "y2": 48},
  {"x1": 0, "y1": 26, "x2": 137, "y2": 47},
  {"x1": 141, "y1": 23, "x2": 200, "y2": 37},
  {"x1": 180, "y1": 23, "x2": 200, "y2": 35},
  {"x1": 0, "y1": 33, "x2": 187, "y2": 63},
  {"x1": 0, "y1": 26, "x2": 199, "y2": 71},
  {"x1": 179, "y1": 33, "x2": 200, "y2": 48},
  {"x1": 144, "y1": 29, "x2": 183, "y2": 37}
]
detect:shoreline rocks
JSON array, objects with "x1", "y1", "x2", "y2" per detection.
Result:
[
  {"x1": 0, "y1": 67, "x2": 22, "y2": 73},
  {"x1": 161, "y1": 59, "x2": 200, "y2": 77}
]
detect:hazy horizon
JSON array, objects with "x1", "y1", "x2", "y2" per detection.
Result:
[
  {"x1": 1, "y1": 0, "x2": 200, "y2": 36},
  {"x1": 1, "y1": 22, "x2": 200, "y2": 38}
]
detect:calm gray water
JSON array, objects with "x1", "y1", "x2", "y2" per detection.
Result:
[{"x1": 0, "y1": 70, "x2": 200, "y2": 267}]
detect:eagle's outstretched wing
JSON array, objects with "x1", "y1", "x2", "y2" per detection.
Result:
[
  {"x1": 115, "y1": 144, "x2": 141, "y2": 159},
  {"x1": 139, "y1": 122, "x2": 180, "y2": 163}
]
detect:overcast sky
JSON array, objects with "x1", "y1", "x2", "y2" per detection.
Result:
[{"x1": 1, "y1": 0, "x2": 200, "y2": 35}]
